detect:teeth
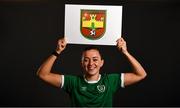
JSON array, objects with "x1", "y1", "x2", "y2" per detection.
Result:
[
  {"x1": 88, "y1": 67, "x2": 94, "y2": 70},
  {"x1": 87, "y1": 66, "x2": 96, "y2": 70}
]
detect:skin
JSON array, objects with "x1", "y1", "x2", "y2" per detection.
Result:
[
  {"x1": 81, "y1": 49, "x2": 104, "y2": 81},
  {"x1": 37, "y1": 37, "x2": 147, "y2": 87},
  {"x1": 36, "y1": 38, "x2": 66, "y2": 87},
  {"x1": 117, "y1": 38, "x2": 147, "y2": 86}
]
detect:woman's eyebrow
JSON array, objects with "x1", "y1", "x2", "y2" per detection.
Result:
[{"x1": 92, "y1": 57, "x2": 99, "y2": 59}]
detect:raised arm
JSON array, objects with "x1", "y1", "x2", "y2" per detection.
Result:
[
  {"x1": 37, "y1": 38, "x2": 67, "y2": 87},
  {"x1": 116, "y1": 37, "x2": 147, "y2": 87}
]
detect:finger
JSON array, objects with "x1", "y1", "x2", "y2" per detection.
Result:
[
  {"x1": 120, "y1": 37, "x2": 124, "y2": 41},
  {"x1": 64, "y1": 38, "x2": 67, "y2": 45},
  {"x1": 58, "y1": 39, "x2": 62, "y2": 44},
  {"x1": 59, "y1": 39, "x2": 65, "y2": 44},
  {"x1": 64, "y1": 37, "x2": 67, "y2": 42},
  {"x1": 116, "y1": 38, "x2": 120, "y2": 42},
  {"x1": 121, "y1": 38, "x2": 126, "y2": 43},
  {"x1": 62, "y1": 38, "x2": 66, "y2": 42}
]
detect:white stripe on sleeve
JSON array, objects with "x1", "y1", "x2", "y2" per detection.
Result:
[
  {"x1": 61, "y1": 75, "x2": 64, "y2": 88},
  {"x1": 121, "y1": 73, "x2": 125, "y2": 88}
]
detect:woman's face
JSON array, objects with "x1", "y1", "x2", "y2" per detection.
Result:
[{"x1": 81, "y1": 49, "x2": 104, "y2": 76}]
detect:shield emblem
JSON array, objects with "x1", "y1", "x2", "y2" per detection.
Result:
[{"x1": 80, "y1": 9, "x2": 106, "y2": 40}]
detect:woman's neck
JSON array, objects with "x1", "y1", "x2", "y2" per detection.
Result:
[{"x1": 85, "y1": 73, "x2": 100, "y2": 81}]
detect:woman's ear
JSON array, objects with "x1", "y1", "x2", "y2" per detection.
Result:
[
  {"x1": 100, "y1": 59, "x2": 104, "y2": 67},
  {"x1": 81, "y1": 59, "x2": 83, "y2": 68}
]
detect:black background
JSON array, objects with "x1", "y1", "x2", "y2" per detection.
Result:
[{"x1": 0, "y1": 0, "x2": 180, "y2": 107}]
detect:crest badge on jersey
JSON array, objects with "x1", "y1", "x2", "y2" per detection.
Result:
[
  {"x1": 80, "y1": 9, "x2": 106, "y2": 40},
  {"x1": 97, "y1": 85, "x2": 106, "y2": 93}
]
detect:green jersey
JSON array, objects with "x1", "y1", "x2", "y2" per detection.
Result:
[{"x1": 61, "y1": 73, "x2": 124, "y2": 107}]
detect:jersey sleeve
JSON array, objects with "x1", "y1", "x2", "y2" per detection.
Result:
[
  {"x1": 61, "y1": 75, "x2": 77, "y2": 93},
  {"x1": 107, "y1": 73, "x2": 123, "y2": 93}
]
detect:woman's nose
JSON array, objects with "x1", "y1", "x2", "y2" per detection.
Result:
[{"x1": 88, "y1": 60, "x2": 93, "y2": 65}]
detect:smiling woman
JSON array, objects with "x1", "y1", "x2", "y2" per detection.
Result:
[
  {"x1": 81, "y1": 47, "x2": 104, "y2": 80},
  {"x1": 1, "y1": 0, "x2": 179, "y2": 106},
  {"x1": 36, "y1": 37, "x2": 147, "y2": 107}
]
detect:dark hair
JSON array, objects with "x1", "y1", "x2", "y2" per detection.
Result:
[{"x1": 82, "y1": 46, "x2": 103, "y2": 60}]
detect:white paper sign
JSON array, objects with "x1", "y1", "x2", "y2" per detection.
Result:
[{"x1": 65, "y1": 4, "x2": 122, "y2": 46}]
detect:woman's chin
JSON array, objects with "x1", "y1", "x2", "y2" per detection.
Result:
[{"x1": 86, "y1": 70, "x2": 98, "y2": 76}]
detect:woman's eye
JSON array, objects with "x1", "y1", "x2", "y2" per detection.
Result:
[
  {"x1": 84, "y1": 59, "x2": 88, "y2": 62},
  {"x1": 93, "y1": 59, "x2": 98, "y2": 62}
]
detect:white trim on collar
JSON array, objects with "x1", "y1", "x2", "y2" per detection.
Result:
[{"x1": 84, "y1": 74, "x2": 101, "y2": 84}]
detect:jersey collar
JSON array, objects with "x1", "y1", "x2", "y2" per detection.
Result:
[{"x1": 84, "y1": 74, "x2": 101, "y2": 84}]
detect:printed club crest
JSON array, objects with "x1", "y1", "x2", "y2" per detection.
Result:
[{"x1": 81, "y1": 10, "x2": 106, "y2": 40}]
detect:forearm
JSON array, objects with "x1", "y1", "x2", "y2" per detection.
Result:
[
  {"x1": 37, "y1": 53, "x2": 63, "y2": 87},
  {"x1": 123, "y1": 51, "x2": 147, "y2": 77},
  {"x1": 37, "y1": 38, "x2": 66, "y2": 87},
  {"x1": 117, "y1": 37, "x2": 146, "y2": 86},
  {"x1": 37, "y1": 54, "x2": 58, "y2": 76}
]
